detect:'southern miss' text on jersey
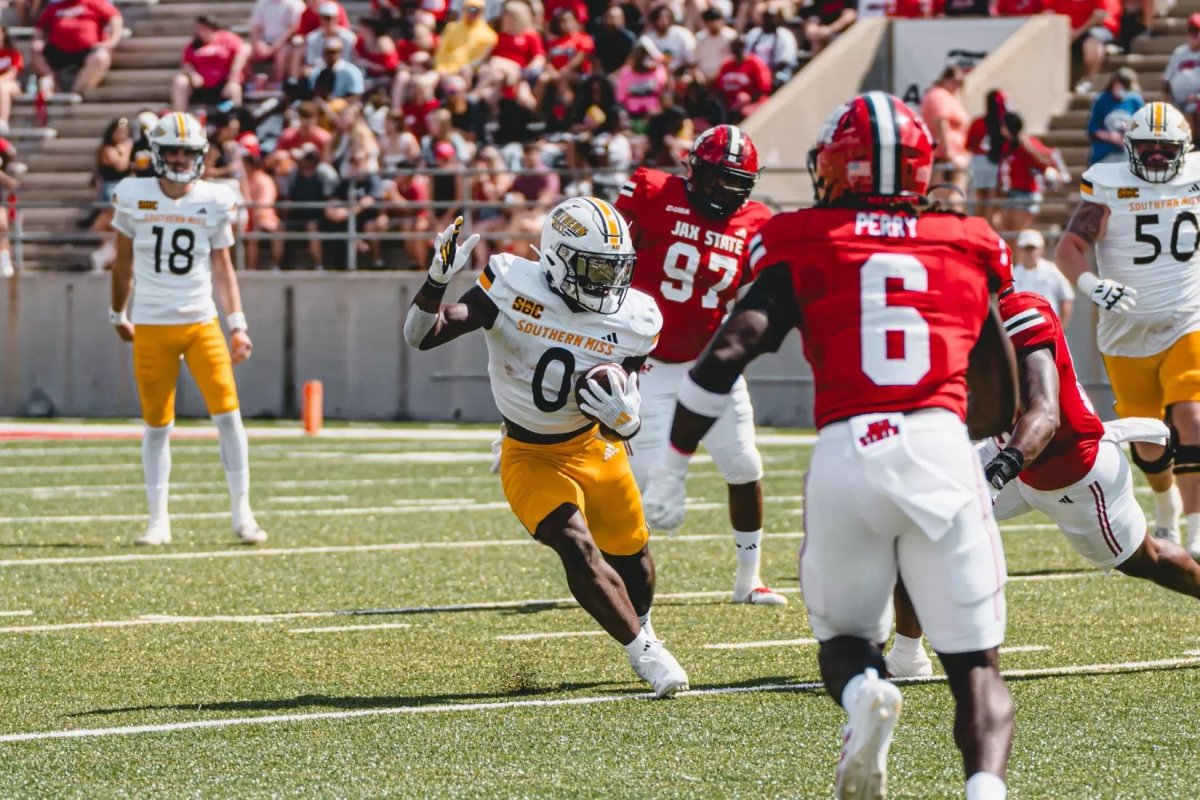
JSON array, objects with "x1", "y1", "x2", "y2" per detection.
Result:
[
  {"x1": 112, "y1": 177, "x2": 239, "y2": 326},
  {"x1": 998, "y1": 290, "x2": 1105, "y2": 491},
  {"x1": 748, "y1": 207, "x2": 1008, "y2": 429},
  {"x1": 617, "y1": 167, "x2": 772, "y2": 363},
  {"x1": 476, "y1": 254, "x2": 663, "y2": 436}
]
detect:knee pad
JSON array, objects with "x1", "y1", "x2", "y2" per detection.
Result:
[
  {"x1": 1131, "y1": 440, "x2": 1174, "y2": 475},
  {"x1": 715, "y1": 444, "x2": 764, "y2": 485},
  {"x1": 1172, "y1": 441, "x2": 1200, "y2": 475}
]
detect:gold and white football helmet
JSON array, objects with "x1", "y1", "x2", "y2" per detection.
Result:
[
  {"x1": 538, "y1": 197, "x2": 636, "y2": 315},
  {"x1": 149, "y1": 112, "x2": 209, "y2": 184},
  {"x1": 1125, "y1": 101, "x2": 1193, "y2": 183}
]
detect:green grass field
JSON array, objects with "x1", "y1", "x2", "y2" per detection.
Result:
[{"x1": 0, "y1": 425, "x2": 1197, "y2": 798}]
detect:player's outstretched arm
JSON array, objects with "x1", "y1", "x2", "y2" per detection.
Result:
[
  {"x1": 212, "y1": 247, "x2": 252, "y2": 364},
  {"x1": 403, "y1": 217, "x2": 495, "y2": 350},
  {"x1": 668, "y1": 264, "x2": 798, "y2": 454},
  {"x1": 983, "y1": 347, "x2": 1060, "y2": 490},
  {"x1": 109, "y1": 233, "x2": 135, "y2": 343},
  {"x1": 966, "y1": 300, "x2": 1019, "y2": 440},
  {"x1": 1056, "y1": 200, "x2": 1135, "y2": 312}
]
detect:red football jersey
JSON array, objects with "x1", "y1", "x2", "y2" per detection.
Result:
[
  {"x1": 748, "y1": 208, "x2": 1008, "y2": 428},
  {"x1": 617, "y1": 167, "x2": 773, "y2": 363},
  {"x1": 998, "y1": 291, "x2": 1104, "y2": 491}
]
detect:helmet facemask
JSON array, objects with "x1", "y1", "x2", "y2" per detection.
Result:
[
  {"x1": 153, "y1": 143, "x2": 207, "y2": 184},
  {"x1": 688, "y1": 157, "x2": 758, "y2": 218},
  {"x1": 549, "y1": 241, "x2": 635, "y2": 315},
  {"x1": 1126, "y1": 138, "x2": 1190, "y2": 183}
]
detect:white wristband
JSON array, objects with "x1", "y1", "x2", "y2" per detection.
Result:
[
  {"x1": 1076, "y1": 272, "x2": 1099, "y2": 294},
  {"x1": 677, "y1": 371, "x2": 732, "y2": 418},
  {"x1": 226, "y1": 312, "x2": 248, "y2": 332},
  {"x1": 108, "y1": 307, "x2": 128, "y2": 325}
]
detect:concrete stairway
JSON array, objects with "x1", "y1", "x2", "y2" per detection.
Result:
[{"x1": 1037, "y1": 1, "x2": 1200, "y2": 232}]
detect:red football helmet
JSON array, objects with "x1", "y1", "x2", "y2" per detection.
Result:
[
  {"x1": 686, "y1": 124, "x2": 761, "y2": 218},
  {"x1": 808, "y1": 92, "x2": 934, "y2": 207}
]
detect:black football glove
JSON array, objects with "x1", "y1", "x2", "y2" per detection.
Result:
[{"x1": 984, "y1": 446, "x2": 1024, "y2": 491}]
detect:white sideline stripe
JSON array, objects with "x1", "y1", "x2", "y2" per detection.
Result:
[
  {"x1": 702, "y1": 638, "x2": 817, "y2": 650},
  {"x1": 0, "y1": 452, "x2": 504, "y2": 475},
  {"x1": 1, "y1": 656, "x2": 1196, "y2": 744},
  {"x1": 0, "y1": 475, "x2": 498, "y2": 496},
  {"x1": 288, "y1": 623, "x2": 413, "y2": 634},
  {"x1": 0, "y1": 502, "x2": 514, "y2": 525},
  {"x1": 496, "y1": 631, "x2": 609, "y2": 641},
  {"x1": 1001, "y1": 645, "x2": 1049, "y2": 654},
  {"x1": 267, "y1": 495, "x2": 350, "y2": 504},
  {"x1": 0, "y1": 610, "x2": 32, "y2": 617}
]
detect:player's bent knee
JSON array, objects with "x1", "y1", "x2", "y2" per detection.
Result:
[
  {"x1": 142, "y1": 411, "x2": 175, "y2": 428},
  {"x1": 594, "y1": 526, "x2": 649, "y2": 557},
  {"x1": 715, "y1": 447, "x2": 764, "y2": 485},
  {"x1": 1131, "y1": 441, "x2": 1174, "y2": 475}
]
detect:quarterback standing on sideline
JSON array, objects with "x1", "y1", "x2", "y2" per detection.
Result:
[
  {"x1": 109, "y1": 112, "x2": 266, "y2": 547},
  {"x1": 402, "y1": 199, "x2": 690, "y2": 698},
  {"x1": 1056, "y1": 101, "x2": 1200, "y2": 557},
  {"x1": 658, "y1": 93, "x2": 1018, "y2": 800},
  {"x1": 615, "y1": 124, "x2": 786, "y2": 606},
  {"x1": 888, "y1": 286, "x2": 1200, "y2": 679}
]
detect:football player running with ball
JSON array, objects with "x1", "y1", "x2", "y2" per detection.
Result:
[
  {"x1": 109, "y1": 112, "x2": 266, "y2": 547},
  {"x1": 888, "y1": 284, "x2": 1200, "y2": 679},
  {"x1": 615, "y1": 125, "x2": 786, "y2": 607},
  {"x1": 659, "y1": 93, "x2": 1020, "y2": 800},
  {"x1": 1057, "y1": 101, "x2": 1200, "y2": 557},
  {"x1": 403, "y1": 199, "x2": 690, "y2": 698}
]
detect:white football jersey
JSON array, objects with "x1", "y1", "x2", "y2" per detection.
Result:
[
  {"x1": 1083, "y1": 158, "x2": 1200, "y2": 357},
  {"x1": 112, "y1": 177, "x2": 238, "y2": 326},
  {"x1": 478, "y1": 253, "x2": 663, "y2": 435}
]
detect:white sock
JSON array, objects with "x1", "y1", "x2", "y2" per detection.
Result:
[
  {"x1": 623, "y1": 629, "x2": 653, "y2": 659},
  {"x1": 638, "y1": 611, "x2": 656, "y2": 641},
  {"x1": 840, "y1": 670, "x2": 871, "y2": 711},
  {"x1": 890, "y1": 633, "x2": 926, "y2": 660},
  {"x1": 142, "y1": 422, "x2": 173, "y2": 528},
  {"x1": 733, "y1": 528, "x2": 764, "y2": 594},
  {"x1": 213, "y1": 409, "x2": 253, "y2": 528},
  {"x1": 1187, "y1": 513, "x2": 1200, "y2": 543},
  {"x1": 1155, "y1": 487, "x2": 1182, "y2": 530},
  {"x1": 965, "y1": 771, "x2": 1007, "y2": 800}
]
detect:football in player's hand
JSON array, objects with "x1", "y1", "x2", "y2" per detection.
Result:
[{"x1": 575, "y1": 363, "x2": 628, "y2": 441}]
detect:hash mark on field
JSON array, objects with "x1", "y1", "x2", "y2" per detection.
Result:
[
  {"x1": 1000, "y1": 645, "x2": 1050, "y2": 654},
  {"x1": 0, "y1": 502, "x2": 513, "y2": 525},
  {"x1": 2, "y1": 657, "x2": 1196, "y2": 743},
  {"x1": 495, "y1": 631, "x2": 609, "y2": 641},
  {"x1": 0, "y1": 475, "x2": 497, "y2": 497},
  {"x1": 288, "y1": 623, "x2": 414, "y2": 634},
  {"x1": 702, "y1": 638, "x2": 817, "y2": 650},
  {"x1": 0, "y1": 610, "x2": 32, "y2": 617},
  {"x1": 267, "y1": 495, "x2": 350, "y2": 504}
]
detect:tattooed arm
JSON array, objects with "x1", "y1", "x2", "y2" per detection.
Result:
[{"x1": 1054, "y1": 200, "x2": 1109, "y2": 283}]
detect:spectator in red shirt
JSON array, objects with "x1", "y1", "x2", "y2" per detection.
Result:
[
  {"x1": 0, "y1": 27, "x2": 26, "y2": 133},
  {"x1": 390, "y1": 22, "x2": 439, "y2": 109},
  {"x1": 544, "y1": 0, "x2": 589, "y2": 25},
  {"x1": 476, "y1": 1, "x2": 544, "y2": 109},
  {"x1": 276, "y1": 100, "x2": 334, "y2": 161},
  {"x1": 536, "y1": 9, "x2": 595, "y2": 107},
  {"x1": 401, "y1": 79, "x2": 441, "y2": 138},
  {"x1": 354, "y1": 17, "x2": 400, "y2": 90},
  {"x1": 171, "y1": 16, "x2": 250, "y2": 110},
  {"x1": 1050, "y1": 0, "x2": 1119, "y2": 93},
  {"x1": 32, "y1": 0, "x2": 123, "y2": 95},
  {"x1": 1000, "y1": 117, "x2": 1057, "y2": 231},
  {"x1": 383, "y1": 164, "x2": 431, "y2": 268},
  {"x1": 712, "y1": 37, "x2": 772, "y2": 122},
  {"x1": 298, "y1": 0, "x2": 349, "y2": 35}
]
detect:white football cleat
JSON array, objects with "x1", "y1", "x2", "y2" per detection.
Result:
[
  {"x1": 1188, "y1": 528, "x2": 1200, "y2": 560},
  {"x1": 629, "y1": 639, "x2": 689, "y2": 698},
  {"x1": 642, "y1": 467, "x2": 688, "y2": 534},
  {"x1": 135, "y1": 524, "x2": 172, "y2": 546},
  {"x1": 236, "y1": 522, "x2": 267, "y2": 545},
  {"x1": 836, "y1": 669, "x2": 902, "y2": 800},
  {"x1": 733, "y1": 585, "x2": 788, "y2": 606},
  {"x1": 884, "y1": 646, "x2": 933, "y2": 679},
  {"x1": 1154, "y1": 526, "x2": 1182, "y2": 546}
]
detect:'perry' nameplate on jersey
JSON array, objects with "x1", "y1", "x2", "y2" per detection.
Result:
[{"x1": 477, "y1": 254, "x2": 662, "y2": 436}]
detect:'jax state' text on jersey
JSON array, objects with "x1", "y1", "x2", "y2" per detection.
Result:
[
  {"x1": 1082, "y1": 158, "x2": 1200, "y2": 357},
  {"x1": 616, "y1": 167, "x2": 772, "y2": 363},
  {"x1": 112, "y1": 176, "x2": 239, "y2": 326},
  {"x1": 747, "y1": 208, "x2": 1009, "y2": 428},
  {"x1": 477, "y1": 253, "x2": 663, "y2": 435}
]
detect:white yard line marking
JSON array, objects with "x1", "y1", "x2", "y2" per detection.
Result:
[
  {"x1": 0, "y1": 476, "x2": 498, "y2": 497},
  {"x1": 702, "y1": 638, "x2": 817, "y2": 650},
  {"x1": 1, "y1": 656, "x2": 1195, "y2": 744},
  {"x1": 0, "y1": 452, "x2": 503, "y2": 475},
  {"x1": 287, "y1": 623, "x2": 414, "y2": 634},
  {"x1": 1000, "y1": 645, "x2": 1050, "y2": 654},
  {"x1": 0, "y1": 610, "x2": 32, "y2": 617},
  {"x1": 0, "y1": 502, "x2": 513, "y2": 526},
  {"x1": 495, "y1": 631, "x2": 609, "y2": 641},
  {"x1": 267, "y1": 495, "x2": 350, "y2": 504}
]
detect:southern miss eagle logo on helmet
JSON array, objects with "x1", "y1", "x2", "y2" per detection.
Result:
[{"x1": 538, "y1": 197, "x2": 636, "y2": 315}]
